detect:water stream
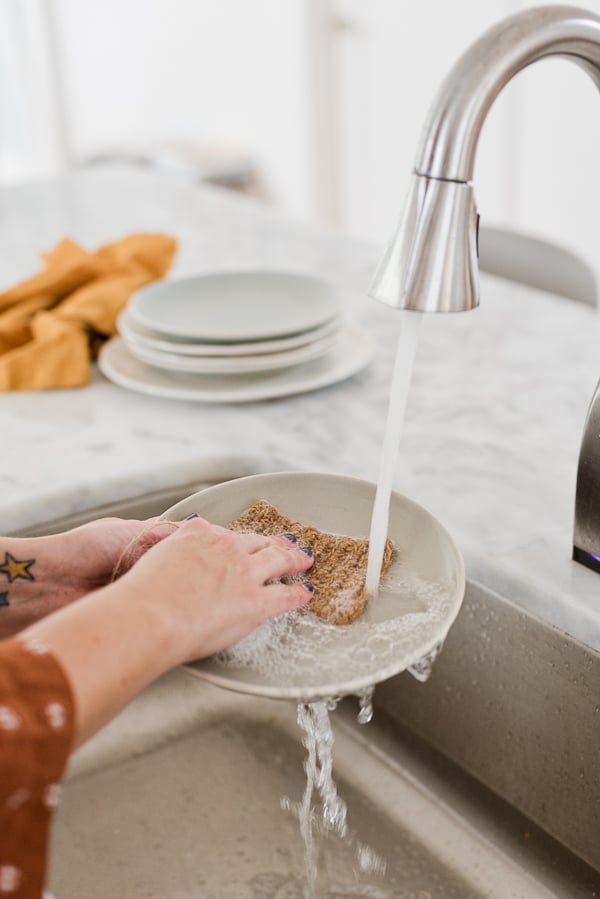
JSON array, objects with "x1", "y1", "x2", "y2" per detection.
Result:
[
  {"x1": 225, "y1": 308, "x2": 438, "y2": 897},
  {"x1": 365, "y1": 312, "x2": 423, "y2": 597},
  {"x1": 283, "y1": 312, "x2": 427, "y2": 897},
  {"x1": 282, "y1": 694, "x2": 386, "y2": 899}
]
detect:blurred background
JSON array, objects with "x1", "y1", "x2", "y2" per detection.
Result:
[{"x1": 1, "y1": 0, "x2": 598, "y2": 274}]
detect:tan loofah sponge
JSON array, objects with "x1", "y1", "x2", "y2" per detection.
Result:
[{"x1": 228, "y1": 499, "x2": 395, "y2": 625}]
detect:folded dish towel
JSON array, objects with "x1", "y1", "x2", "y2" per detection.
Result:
[{"x1": 0, "y1": 233, "x2": 177, "y2": 390}]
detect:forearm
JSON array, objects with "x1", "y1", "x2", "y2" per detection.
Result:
[
  {"x1": 0, "y1": 533, "x2": 80, "y2": 638},
  {"x1": 0, "y1": 519, "x2": 161, "y2": 638},
  {"x1": 21, "y1": 576, "x2": 178, "y2": 747},
  {"x1": 11, "y1": 517, "x2": 314, "y2": 750}
]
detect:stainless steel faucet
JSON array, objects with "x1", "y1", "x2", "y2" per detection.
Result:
[
  {"x1": 370, "y1": 5, "x2": 600, "y2": 314},
  {"x1": 369, "y1": 5, "x2": 600, "y2": 570}
]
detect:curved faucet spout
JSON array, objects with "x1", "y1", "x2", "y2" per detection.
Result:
[
  {"x1": 368, "y1": 5, "x2": 600, "y2": 573},
  {"x1": 416, "y1": 5, "x2": 600, "y2": 183},
  {"x1": 370, "y1": 5, "x2": 600, "y2": 315}
]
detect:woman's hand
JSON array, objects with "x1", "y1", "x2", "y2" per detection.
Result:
[
  {"x1": 56, "y1": 516, "x2": 177, "y2": 587},
  {"x1": 116, "y1": 515, "x2": 315, "y2": 665},
  {"x1": 0, "y1": 518, "x2": 173, "y2": 638},
  {"x1": 21, "y1": 516, "x2": 314, "y2": 745}
]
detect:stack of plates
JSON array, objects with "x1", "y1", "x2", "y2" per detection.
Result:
[{"x1": 99, "y1": 271, "x2": 374, "y2": 403}]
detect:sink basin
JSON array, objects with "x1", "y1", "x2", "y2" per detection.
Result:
[
  {"x1": 49, "y1": 670, "x2": 597, "y2": 898},
  {"x1": 19, "y1": 485, "x2": 599, "y2": 896}
]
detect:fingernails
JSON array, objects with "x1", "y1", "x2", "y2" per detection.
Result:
[
  {"x1": 304, "y1": 581, "x2": 315, "y2": 593},
  {"x1": 301, "y1": 546, "x2": 313, "y2": 557},
  {"x1": 283, "y1": 533, "x2": 297, "y2": 542},
  {"x1": 184, "y1": 512, "x2": 199, "y2": 520}
]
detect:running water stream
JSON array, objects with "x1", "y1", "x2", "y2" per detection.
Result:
[
  {"x1": 284, "y1": 311, "x2": 425, "y2": 897},
  {"x1": 282, "y1": 691, "x2": 385, "y2": 899},
  {"x1": 222, "y1": 309, "x2": 434, "y2": 896},
  {"x1": 365, "y1": 311, "x2": 423, "y2": 597}
]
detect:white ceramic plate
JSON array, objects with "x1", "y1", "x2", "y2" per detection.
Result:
[
  {"x1": 123, "y1": 327, "x2": 341, "y2": 375},
  {"x1": 117, "y1": 309, "x2": 340, "y2": 357},
  {"x1": 127, "y1": 271, "x2": 340, "y2": 342},
  {"x1": 98, "y1": 324, "x2": 373, "y2": 403},
  {"x1": 161, "y1": 472, "x2": 465, "y2": 701}
]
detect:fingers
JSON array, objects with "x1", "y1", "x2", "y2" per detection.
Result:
[
  {"x1": 190, "y1": 522, "x2": 294, "y2": 554},
  {"x1": 180, "y1": 518, "x2": 308, "y2": 557},
  {"x1": 241, "y1": 532, "x2": 303, "y2": 554},
  {"x1": 229, "y1": 532, "x2": 281, "y2": 553},
  {"x1": 131, "y1": 522, "x2": 178, "y2": 554},
  {"x1": 112, "y1": 522, "x2": 179, "y2": 577},
  {"x1": 253, "y1": 541, "x2": 314, "y2": 581},
  {"x1": 263, "y1": 579, "x2": 314, "y2": 615},
  {"x1": 177, "y1": 517, "x2": 314, "y2": 586}
]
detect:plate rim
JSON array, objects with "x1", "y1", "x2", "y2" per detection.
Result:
[
  {"x1": 123, "y1": 327, "x2": 341, "y2": 375},
  {"x1": 97, "y1": 325, "x2": 374, "y2": 403},
  {"x1": 163, "y1": 470, "x2": 466, "y2": 700},
  {"x1": 117, "y1": 309, "x2": 341, "y2": 357},
  {"x1": 127, "y1": 269, "x2": 341, "y2": 342}
]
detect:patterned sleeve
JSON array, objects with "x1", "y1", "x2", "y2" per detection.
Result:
[{"x1": 0, "y1": 637, "x2": 75, "y2": 899}]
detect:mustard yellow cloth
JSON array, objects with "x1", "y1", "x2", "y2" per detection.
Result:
[{"x1": 0, "y1": 233, "x2": 177, "y2": 390}]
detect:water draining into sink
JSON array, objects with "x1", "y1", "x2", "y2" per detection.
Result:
[{"x1": 281, "y1": 693, "x2": 387, "y2": 899}]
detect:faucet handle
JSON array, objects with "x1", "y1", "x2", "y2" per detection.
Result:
[{"x1": 573, "y1": 378, "x2": 600, "y2": 573}]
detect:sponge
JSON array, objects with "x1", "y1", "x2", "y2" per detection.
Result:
[{"x1": 228, "y1": 499, "x2": 395, "y2": 625}]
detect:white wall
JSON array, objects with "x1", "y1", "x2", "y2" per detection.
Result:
[
  {"x1": 0, "y1": 0, "x2": 66, "y2": 184},
  {"x1": 510, "y1": 52, "x2": 600, "y2": 270},
  {"x1": 2, "y1": 0, "x2": 598, "y2": 276},
  {"x1": 51, "y1": 0, "x2": 316, "y2": 221},
  {"x1": 330, "y1": 0, "x2": 600, "y2": 276},
  {"x1": 330, "y1": 0, "x2": 518, "y2": 237}
]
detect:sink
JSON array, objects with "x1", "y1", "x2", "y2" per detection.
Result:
[
  {"x1": 20, "y1": 487, "x2": 599, "y2": 896},
  {"x1": 49, "y1": 670, "x2": 598, "y2": 898},
  {"x1": 8, "y1": 481, "x2": 229, "y2": 537}
]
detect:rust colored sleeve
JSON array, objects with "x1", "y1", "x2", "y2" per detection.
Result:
[{"x1": 0, "y1": 637, "x2": 75, "y2": 898}]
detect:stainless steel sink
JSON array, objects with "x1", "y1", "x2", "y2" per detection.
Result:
[{"x1": 22, "y1": 487, "x2": 599, "y2": 896}]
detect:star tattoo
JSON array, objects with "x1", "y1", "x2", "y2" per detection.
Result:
[{"x1": 0, "y1": 552, "x2": 36, "y2": 583}]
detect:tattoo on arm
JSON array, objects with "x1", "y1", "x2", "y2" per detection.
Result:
[
  {"x1": 0, "y1": 552, "x2": 36, "y2": 583},
  {"x1": 0, "y1": 552, "x2": 37, "y2": 609}
]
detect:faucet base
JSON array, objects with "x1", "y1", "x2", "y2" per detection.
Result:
[{"x1": 573, "y1": 546, "x2": 600, "y2": 575}]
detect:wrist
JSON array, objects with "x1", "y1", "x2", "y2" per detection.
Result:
[
  {"x1": 105, "y1": 569, "x2": 184, "y2": 673},
  {"x1": 23, "y1": 575, "x2": 182, "y2": 746},
  {"x1": 94, "y1": 574, "x2": 182, "y2": 681},
  {"x1": 0, "y1": 533, "x2": 79, "y2": 636}
]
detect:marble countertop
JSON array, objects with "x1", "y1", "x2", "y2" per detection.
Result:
[{"x1": 3, "y1": 167, "x2": 600, "y2": 652}]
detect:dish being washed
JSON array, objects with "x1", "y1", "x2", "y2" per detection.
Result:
[{"x1": 161, "y1": 472, "x2": 465, "y2": 701}]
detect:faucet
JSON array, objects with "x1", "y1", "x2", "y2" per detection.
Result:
[{"x1": 369, "y1": 4, "x2": 600, "y2": 572}]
